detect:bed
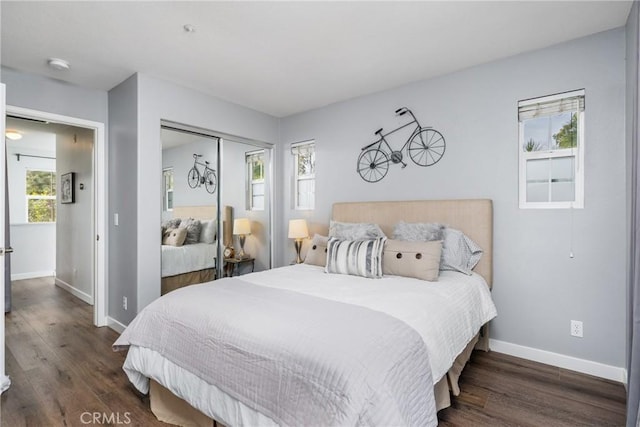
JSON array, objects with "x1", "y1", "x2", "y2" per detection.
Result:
[
  {"x1": 118, "y1": 199, "x2": 496, "y2": 426},
  {"x1": 161, "y1": 206, "x2": 232, "y2": 295}
]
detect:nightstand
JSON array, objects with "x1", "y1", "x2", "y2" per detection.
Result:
[{"x1": 224, "y1": 257, "x2": 255, "y2": 277}]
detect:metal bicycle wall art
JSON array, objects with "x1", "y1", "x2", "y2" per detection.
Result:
[
  {"x1": 188, "y1": 153, "x2": 217, "y2": 194},
  {"x1": 357, "y1": 107, "x2": 446, "y2": 183}
]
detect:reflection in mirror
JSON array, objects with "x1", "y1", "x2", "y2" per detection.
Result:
[
  {"x1": 160, "y1": 126, "x2": 220, "y2": 295},
  {"x1": 221, "y1": 139, "x2": 272, "y2": 277}
]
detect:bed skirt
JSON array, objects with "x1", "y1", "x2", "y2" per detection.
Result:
[
  {"x1": 161, "y1": 269, "x2": 216, "y2": 295},
  {"x1": 148, "y1": 333, "x2": 482, "y2": 426}
]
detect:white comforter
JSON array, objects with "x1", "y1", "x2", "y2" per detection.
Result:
[
  {"x1": 161, "y1": 242, "x2": 216, "y2": 277},
  {"x1": 117, "y1": 265, "x2": 497, "y2": 426},
  {"x1": 244, "y1": 264, "x2": 497, "y2": 382}
]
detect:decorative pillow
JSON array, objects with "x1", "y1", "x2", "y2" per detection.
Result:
[
  {"x1": 199, "y1": 220, "x2": 217, "y2": 244},
  {"x1": 179, "y1": 218, "x2": 202, "y2": 245},
  {"x1": 162, "y1": 227, "x2": 187, "y2": 247},
  {"x1": 392, "y1": 221, "x2": 445, "y2": 242},
  {"x1": 441, "y1": 228, "x2": 483, "y2": 275},
  {"x1": 383, "y1": 239, "x2": 442, "y2": 282},
  {"x1": 325, "y1": 237, "x2": 386, "y2": 279},
  {"x1": 162, "y1": 218, "x2": 182, "y2": 229},
  {"x1": 328, "y1": 221, "x2": 386, "y2": 240},
  {"x1": 304, "y1": 234, "x2": 329, "y2": 267}
]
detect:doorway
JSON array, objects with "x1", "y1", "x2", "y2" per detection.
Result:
[{"x1": 5, "y1": 106, "x2": 106, "y2": 327}]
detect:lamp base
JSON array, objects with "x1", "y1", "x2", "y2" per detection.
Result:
[{"x1": 294, "y1": 239, "x2": 303, "y2": 264}]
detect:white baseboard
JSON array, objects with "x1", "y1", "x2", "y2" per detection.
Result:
[
  {"x1": 11, "y1": 271, "x2": 54, "y2": 281},
  {"x1": 107, "y1": 317, "x2": 127, "y2": 334},
  {"x1": 490, "y1": 339, "x2": 627, "y2": 384},
  {"x1": 54, "y1": 278, "x2": 94, "y2": 305}
]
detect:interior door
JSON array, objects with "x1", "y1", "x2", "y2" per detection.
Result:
[{"x1": 0, "y1": 83, "x2": 11, "y2": 393}]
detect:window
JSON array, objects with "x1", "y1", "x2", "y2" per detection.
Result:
[
  {"x1": 292, "y1": 141, "x2": 315, "y2": 210},
  {"x1": 246, "y1": 150, "x2": 265, "y2": 211},
  {"x1": 518, "y1": 90, "x2": 584, "y2": 209},
  {"x1": 26, "y1": 170, "x2": 56, "y2": 223},
  {"x1": 163, "y1": 168, "x2": 174, "y2": 211}
]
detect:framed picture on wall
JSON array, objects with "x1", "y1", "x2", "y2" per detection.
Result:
[{"x1": 61, "y1": 172, "x2": 75, "y2": 204}]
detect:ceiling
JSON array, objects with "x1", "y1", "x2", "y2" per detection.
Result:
[{"x1": 1, "y1": 1, "x2": 632, "y2": 118}]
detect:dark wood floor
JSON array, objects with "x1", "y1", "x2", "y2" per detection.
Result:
[{"x1": 1, "y1": 277, "x2": 627, "y2": 426}]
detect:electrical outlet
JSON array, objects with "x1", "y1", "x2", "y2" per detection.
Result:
[
  {"x1": 123, "y1": 296, "x2": 128, "y2": 311},
  {"x1": 570, "y1": 320, "x2": 583, "y2": 338}
]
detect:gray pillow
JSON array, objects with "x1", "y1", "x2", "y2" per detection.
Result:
[
  {"x1": 162, "y1": 218, "x2": 182, "y2": 229},
  {"x1": 328, "y1": 221, "x2": 386, "y2": 240},
  {"x1": 392, "y1": 221, "x2": 445, "y2": 241},
  {"x1": 179, "y1": 218, "x2": 202, "y2": 245},
  {"x1": 326, "y1": 237, "x2": 386, "y2": 279},
  {"x1": 440, "y1": 228, "x2": 483, "y2": 275},
  {"x1": 199, "y1": 220, "x2": 217, "y2": 244}
]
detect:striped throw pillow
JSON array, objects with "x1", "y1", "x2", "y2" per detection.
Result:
[{"x1": 325, "y1": 237, "x2": 386, "y2": 279}]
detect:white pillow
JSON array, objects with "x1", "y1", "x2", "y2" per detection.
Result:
[
  {"x1": 325, "y1": 237, "x2": 386, "y2": 279},
  {"x1": 199, "y1": 220, "x2": 217, "y2": 244},
  {"x1": 440, "y1": 228, "x2": 483, "y2": 275}
]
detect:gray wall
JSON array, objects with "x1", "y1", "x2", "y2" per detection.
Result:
[
  {"x1": 136, "y1": 73, "x2": 279, "y2": 312},
  {"x1": 162, "y1": 138, "x2": 218, "y2": 223},
  {"x1": 278, "y1": 28, "x2": 627, "y2": 368},
  {"x1": 1, "y1": 67, "x2": 108, "y2": 122},
  {"x1": 56, "y1": 126, "x2": 94, "y2": 298},
  {"x1": 220, "y1": 140, "x2": 271, "y2": 272},
  {"x1": 108, "y1": 74, "x2": 138, "y2": 324},
  {"x1": 627, "y1": 1, "x2": 639, "y2": 373}
]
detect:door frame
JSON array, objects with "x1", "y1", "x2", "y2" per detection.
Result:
[{"x1": 7, "y1": 105, "x2": 107, "y2": 327}]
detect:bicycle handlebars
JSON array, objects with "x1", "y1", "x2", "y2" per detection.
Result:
[{"x1": 193, "y1": 153, "x2": 203, "y2": 158}]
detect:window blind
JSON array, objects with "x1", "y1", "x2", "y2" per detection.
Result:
[
  {"x1": 291, "y1": 141, "x2": 314, "y2": 155},
  {"x1": 518, "y1": 91, "x2": 585, "y2": 121}
]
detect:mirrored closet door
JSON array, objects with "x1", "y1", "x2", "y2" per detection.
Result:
[
  {"x1": 219, "y1": 138, "x2": 272, "y2": 278},
  {"x1": 160, "y1": 125, "x2": 220, "y2": 295}
]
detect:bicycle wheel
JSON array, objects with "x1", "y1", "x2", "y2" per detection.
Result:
[
  {"x1": 204, "y1": 169, "x2": 217, "y2": 194},
  {"x1": 187, "y1": 167, "x2": 200, "y2": 188},
  {"x1": 408, "y1": 128, "x2": 446, "y2": 167},
  {"x1": 357, "y1": 148, "x2": 389, "y2": 183}
]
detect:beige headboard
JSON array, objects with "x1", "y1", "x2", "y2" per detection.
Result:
[
  {"x1": 331, "y1": 199, "x2": 493, "y2": 287},
  {"x1": 172, "y1": 206, "x2": 217, "y2": 221}
]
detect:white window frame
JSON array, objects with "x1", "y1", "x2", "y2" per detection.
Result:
[
  {"x1": 25, "y1": 169, "x2": 56, "y2": 223},
  {"x1": 163, "y1": 168, "x2": 174, "y2": 212},
  {"x1": 518, "y1": 90, "x2": 585, "y2": 209},
  {"x1": 291, "y1": 140, "x2": 315, "y2": 210},
  {"x1": 246, "y1": 150, "x2": 265, "y2": 211}
]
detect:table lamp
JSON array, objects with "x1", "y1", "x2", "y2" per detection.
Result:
[
  {"x1": 233, "y1": 218, "x2": 251, "y2": 259},
  {"x1": 288, "y1": 219, "x2": 309, "y2": 264}
]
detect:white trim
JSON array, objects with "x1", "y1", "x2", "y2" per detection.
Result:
[
  {"x1": 0, "y1": 84, "x2": 8, "y2": 394},
  {"x1": 490, "y1": 339, "x2": 626, "y2": 384},
  {"x1": 518, "y1": 97, "x2": 585, "y2": 210},
  {"x1": 518, "y1": 89, "x2": 586, "y2": 108},
  {"x1": 107, "y1": 316, "x2": 127, "y2": 334},
  {"x1": 55, "y1": 278, "x2": 94, "y2": 305},
  {"x1": 7, "y1": 105, "x2": 107, "y2": 327},
  {"x1": 11, "y1": 271, "x2": 54, "y2": 281}
]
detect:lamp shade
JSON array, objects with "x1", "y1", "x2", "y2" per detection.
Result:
[
  {"x1": 233, "y1": 218, "x2": 251, "y2": 235},
  {"x1": 288, "y1": 219, "x2": 309, "y2": 239}
]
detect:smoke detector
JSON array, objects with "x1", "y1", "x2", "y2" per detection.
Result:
[{"x1": 47, "y1": 58, "x2": 70, "y2": 71}]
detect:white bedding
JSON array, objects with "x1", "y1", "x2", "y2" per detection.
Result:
[
  {"x1": 120, "y1": 265, "x2": 496, "y2": 426},
  {"x1": 161, "y1": 242, "x2": 216, "y2": 277},
  {"x1": 243, "y1": 264, "x2": 497, "y2": 382}
]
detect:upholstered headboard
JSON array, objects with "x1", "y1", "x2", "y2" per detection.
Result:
[
  {"x1": 331, "y1": 199, "x2": 493, "y2": 287},
  {"x1": 172, "y1": 205, "x2": 217, "y2": 221}
]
